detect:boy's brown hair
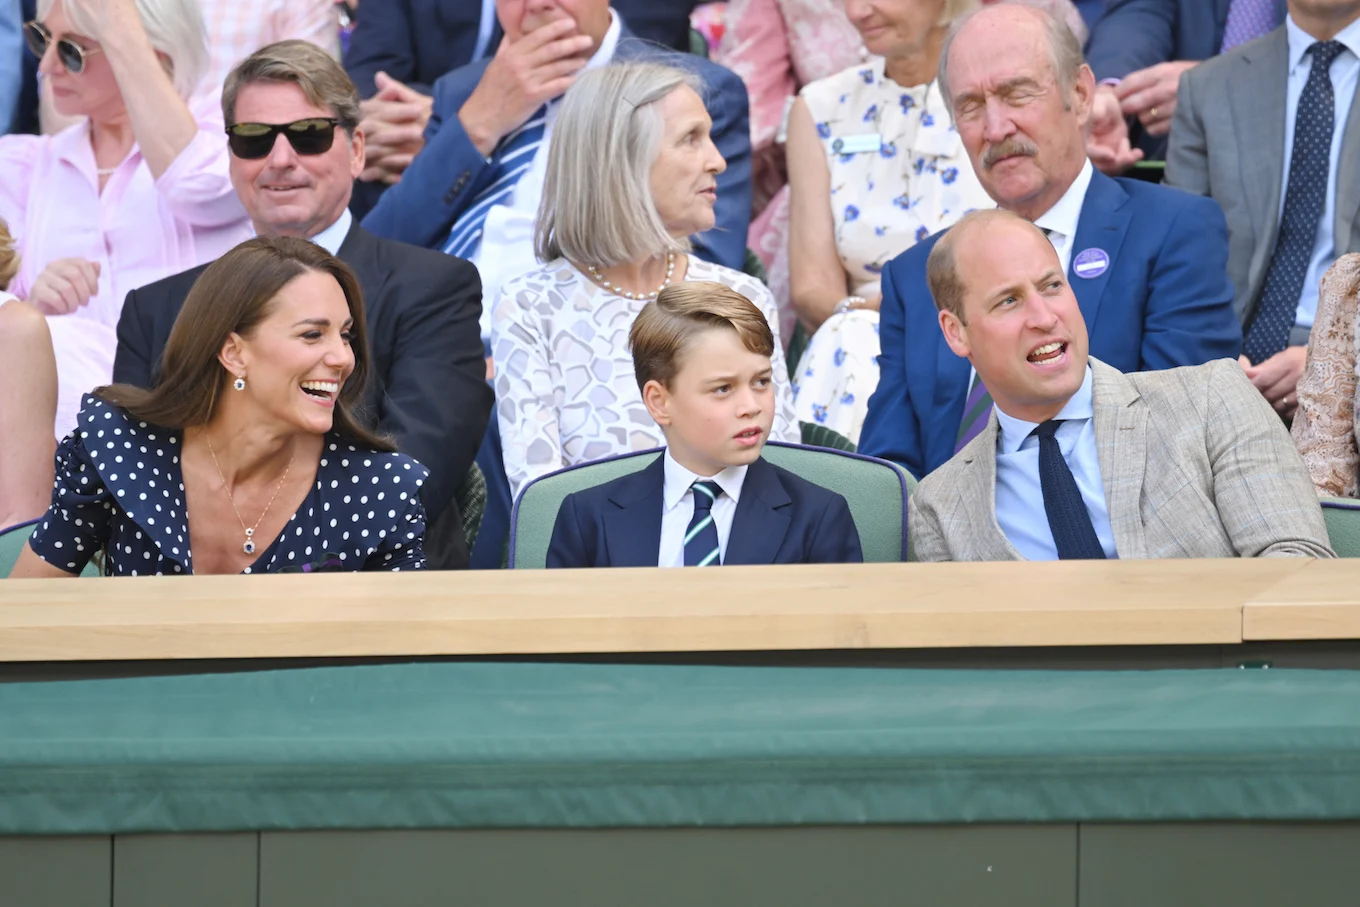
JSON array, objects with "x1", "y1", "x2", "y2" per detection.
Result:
[{"x1": 629, "y1": 281, "x2": 775, "y2": 392}]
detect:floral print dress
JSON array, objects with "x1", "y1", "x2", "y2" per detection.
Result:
[{"x1": 791, "y1": 59, "x2": 992, "y2": 443}]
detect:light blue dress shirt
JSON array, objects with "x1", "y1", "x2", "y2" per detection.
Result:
[
  {"x1": 1281, "y1": 15, "x2": 1360, "y2": 331},
  {"x1": 993, "y1": 366, "x2": 1119, "y2": 561},
  {"x1": 0, "y1": 0, "x2": 22, "y2": 136}
]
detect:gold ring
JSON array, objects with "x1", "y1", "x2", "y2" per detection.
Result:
[{"x1": 1150, "y1": 107, "x2": 1160, "y2": 118}]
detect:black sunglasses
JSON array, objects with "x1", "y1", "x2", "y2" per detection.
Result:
[
  {"x1": 24, "y1": 21, "x2": 102, "y2": 74},
  {"x1": 225, "y1": 118, "x2": 346, "y2": 159}
]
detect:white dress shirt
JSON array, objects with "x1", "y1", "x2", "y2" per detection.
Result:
[
  {"x1": 658, "y1": 448, "x2": 748, "y2": 568},
  {"x1": 1280, "y1": 14, "x2": 1360, "y2": 331},
  {"x1": 471, "y1": 10, "x2": 623, "y2": 339},
  {"x1": 309, "y1": 208, "x2": 352, "y2": 256},
  {"x1": 992, "y1": 365, "x2": 1119, "y2": 560},
  {"x1": 1033, "y1": 158, "x2": 1094, "y2": 276}
]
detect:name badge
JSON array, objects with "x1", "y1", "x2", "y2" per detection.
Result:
[{"x1": 830, "y1": 133, "x2": 882, "y2": 154}]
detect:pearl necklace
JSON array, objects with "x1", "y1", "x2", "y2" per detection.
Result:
[{"x1": 585, "y1": 251, "x2": 675, "y2": 300}]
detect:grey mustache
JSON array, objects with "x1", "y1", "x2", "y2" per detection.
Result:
[{"x1": 983, "y1": 139, "x2": 1038, "y2": 168}]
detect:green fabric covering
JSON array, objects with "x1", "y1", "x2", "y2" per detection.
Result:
[
  {"x1": 800, "y1": 422, "x2": 856, "y2": 452},
  {"x1": 511, "y1": 446, "x2": 906, "y2": 566},
  {"x1": 457, "y1": 462, "x2": 488, "y2": 552},
  {"x1": 3, "y1": 663, "x2": 1360, "y2": 835},
  {"x1": 1321, "y1": 497, "x2": 1360, "y2": 557}
]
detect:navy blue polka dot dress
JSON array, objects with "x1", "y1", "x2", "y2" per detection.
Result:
[{"x1": 29, "y1": 395, "x2": 429, "y2": 575}]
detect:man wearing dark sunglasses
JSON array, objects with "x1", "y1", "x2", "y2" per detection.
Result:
[{"x1": 113, "y1": 40, "x2": 492, "y2": 570}]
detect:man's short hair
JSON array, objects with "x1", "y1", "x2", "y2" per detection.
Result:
[
  {"x1": 223, "y1": 40, "x2": 361, "y2": 133},
  {"x1": 629, "y1": 281, "x2": 775, "y2": 392},
  {"x1": 927, "y1": 208, "x2": 1046, "y2": 322},
  {"x1": 535, "y1": 60, "x2": 705, "y2": 268},
  {"x1": 937, "y1": 0, "x2": 1087, "y2": 114}
]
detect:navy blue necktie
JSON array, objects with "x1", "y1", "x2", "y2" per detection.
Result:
[
  {"x1": 683, "y1": 481, "x2": 723, "y2": 567},
  {"x1": 1245, "y1": 41, "x2": 1345, "y2": 364},
  {"x1": 1033, "y1": 420, "x2": 1106, "y2": 560},
  {"x1": 442, "y1": 105, "x2": 548, "y2": 259}
]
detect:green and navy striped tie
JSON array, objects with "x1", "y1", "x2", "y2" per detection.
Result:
[{"x1": 683, "y1": 481, "x2": 723, "y2": 567}]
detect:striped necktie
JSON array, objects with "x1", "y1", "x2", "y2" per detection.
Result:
[
  {"x1": 442, "y1": 106, "x2": 548, "y2": 259},
  {"x1": 683, "y1": 481, "x2": 723, "y2": 567}
]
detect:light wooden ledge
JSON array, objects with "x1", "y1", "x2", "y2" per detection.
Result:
[
  {"x1": 1245, "y1": 559, "x2": 1360, "y2": 640},
  {"x1": 0, "y1": 559, "x2": 1314, "y2": 662}
]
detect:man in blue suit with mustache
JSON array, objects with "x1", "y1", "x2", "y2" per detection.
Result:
[{"x1": 858, "y1": 2, "x2": 1241, "y2": 480}]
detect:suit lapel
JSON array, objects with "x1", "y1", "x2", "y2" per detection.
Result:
[
  {"x1": 936, "y1": 329, "x2": 974, "y2": 439},
  {"x1": 1089, "y1": 359, "x2": 1148, "y2": 559},
  {"x1": 1068, "y1": 172, "x2": 1132, "y2": 330},
  {"x1": 725, "y1": 458, "x2": 793, "y2": 565},
  {"x1": 1229, "y1": 30, "x2": 1290, "y2": 312},
  {"x1": 955, "y1": 418, "x2": 1023, "y2": 561},
  {"x1": 601, "y1": 457, "x2": 667, "y2": 567},
  {"x1": 1336, "y1": 86, "x2": 1360, "y2": 254}
]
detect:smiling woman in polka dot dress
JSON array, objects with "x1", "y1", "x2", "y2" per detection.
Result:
[{"x1": 9, "y1": 236, "x2": 429, "y2": 577}]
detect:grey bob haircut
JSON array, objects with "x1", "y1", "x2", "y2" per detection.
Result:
[{"x1": 534, "y1": 60, "x2": 705, "y2": 268}]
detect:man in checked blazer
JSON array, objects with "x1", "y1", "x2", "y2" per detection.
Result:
[{"x1": 908, "y1": 209, "x2": 1334, "y2": 563}]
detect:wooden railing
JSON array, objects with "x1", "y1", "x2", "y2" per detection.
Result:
[{"x1": 2, "y1": 558, "x2": 1356, "y2": 662}]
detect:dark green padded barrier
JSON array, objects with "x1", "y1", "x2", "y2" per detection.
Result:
[{"x1": 3, "y1": 663, "x2": 1360, "y2": 835}]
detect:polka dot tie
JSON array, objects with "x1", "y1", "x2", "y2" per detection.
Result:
[
  {"x1": 1245, "y1": 41, "x2": 1344, "y2": 365},
  {"x1": 1220, "y1": 0, "x2": 1279, "y2": 53},
  {"x1": 683, "y1": 481, "x2": 723, "y2": 567}
]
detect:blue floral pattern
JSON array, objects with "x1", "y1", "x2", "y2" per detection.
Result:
[{"x1": 790, "y1": 58, "x2": 993, "y2": 443}]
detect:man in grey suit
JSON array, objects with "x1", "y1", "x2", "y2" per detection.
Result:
[
  {"x1": 1166, "y1": 1, "x2": 1360, "y2": 421},
  {"x1": 908, "y1": 209, "x2": 1333, "y2": 563}
]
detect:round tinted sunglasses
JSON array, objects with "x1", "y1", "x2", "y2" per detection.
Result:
[
  {"x1": 24, "y1": 21, "x2": 102, "y2": 74},
  {"x1": 225, "y1": 119, "x2": 345, "y2": 159}
]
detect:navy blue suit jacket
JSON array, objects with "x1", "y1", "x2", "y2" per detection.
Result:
[
  {"x1": 360, "y1": 29, "x2": 752, "y2": 271},
  {"x1": 1084, "y1": 0, "x2": 1285, "y2": 158},
  {"x1": 344, "y1": 0, "x2": 698, "y2": 99},
  {"x1": 545, "y1": 455, "x2": 864, "y2": 568},
  {"x1": 858, "y1": 171, "x2": 1243, "y2": 480}
]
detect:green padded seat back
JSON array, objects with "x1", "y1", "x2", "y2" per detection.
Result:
[
  {"x1": 0, "y1": 520, "x2": 101, "y2": 577},
  {"x1": 510, "y1": 443, "x2": 909, "y2": 567},
  {"x1": 1321, "y1": 497, "x2": 1360, "y2": 557}
]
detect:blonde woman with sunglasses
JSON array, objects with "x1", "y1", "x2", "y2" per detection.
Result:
[{"x1": 0, "y1": 0, "x2": 251, "y2": 444}]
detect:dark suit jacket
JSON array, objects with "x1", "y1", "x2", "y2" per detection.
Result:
[
  {"x1": 1084, "y1": 0, "x2": 1286, "y2": 157},
  {"x1": 545, "y1": 455, "x2": 864, "y2": 568},
  {"x1": 858, "y1": 170, "x2": 1243, "y2": 480},
  {"x1": 360, "y1": 26, "x2": 752, "y2": 271},
  {"x1": 113, "y1": 222, "x2": 492, "y2": 538},
  {"x1": 344, "y1": 0, "x2": 699, "y2": 98}
]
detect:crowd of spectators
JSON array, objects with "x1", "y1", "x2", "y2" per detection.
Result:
[{"x1": 2, "y1": 0, "x2": 1359, "y2": 575}]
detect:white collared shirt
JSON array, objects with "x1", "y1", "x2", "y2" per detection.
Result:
[
  {"x1": 1033, "y1": 158, "x2": 1094, "y2": 275},
  {"x1": 658, "y1": 448, "x2": 748, "y2": 568},
  {"x1": 471, "y1": 10, "x2": 623, "y2": 340},
  {"x1": 992, "y1": 365, "x2": 1118, "y2": 560},
  {"x1": 1280, "y1": 14, "x2": 1360, "y2": 331},
  {"x1": 308, "y1": 208, "x2": 352, "y2": 256}
]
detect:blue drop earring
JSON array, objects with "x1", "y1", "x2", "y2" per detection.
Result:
[{"x1": 233, "y1": 375, "x2": 246, "y2": 391}]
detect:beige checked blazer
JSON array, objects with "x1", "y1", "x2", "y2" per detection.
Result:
[{"x1": 908, "y1": 358, "x2": 1335, "y2": 562}]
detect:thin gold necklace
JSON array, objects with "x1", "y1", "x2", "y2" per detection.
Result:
[{"x1": 206, "y1": 439, "x2": 295, "y2": 556}]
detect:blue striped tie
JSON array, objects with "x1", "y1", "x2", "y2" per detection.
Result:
[
  {"x1": 683, "y1": 481, "x2": 723, "y2": 567},
  {"x1": 442, "y1": 106, "x2": 548, "y2": 259}
]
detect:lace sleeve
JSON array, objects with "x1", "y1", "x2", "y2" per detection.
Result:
[{"x1": 1292, "y1": 255, "x2": 1360, "y2": 498}]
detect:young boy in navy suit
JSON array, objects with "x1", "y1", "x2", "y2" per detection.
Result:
[{"x1": 546, "y1": 282, "x2": 863, "y2": 568}]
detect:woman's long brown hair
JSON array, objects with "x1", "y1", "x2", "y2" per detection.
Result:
[{"x1": 98, "y1": 236, "x2": 394, "y2": 451}]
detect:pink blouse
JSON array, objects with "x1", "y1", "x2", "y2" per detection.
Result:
[{"x1": 0, "y1": 91, "x2": 251, "y2": 332}]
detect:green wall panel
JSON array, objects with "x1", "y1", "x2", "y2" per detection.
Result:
[
  {"x1": 260, "y1": 825, "x2": 1076, "y2": 907},
  {"x1": 0, "y1": 836, "x2": 110, "y2": 907},
  {"x1": 1080, "y1": 823, "x2": 1360, "y2": 907},
  {"x1": 114, "y1": 833, "x2": 258, "y2": 907}
]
